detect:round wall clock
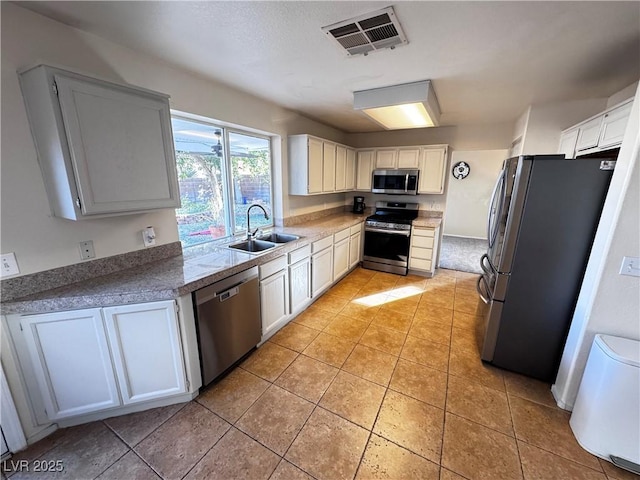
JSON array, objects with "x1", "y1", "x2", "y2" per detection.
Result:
[{"x1": 452, "y1": 161, "x2": 470, "y2": 179}]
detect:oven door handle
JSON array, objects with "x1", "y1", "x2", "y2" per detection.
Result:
[
  {"x1": 365, "y1": 227, "x2": 411, "y2": 237},
  {"x1": 477, "y1": 275, "x2": 492, "y2": 305}
]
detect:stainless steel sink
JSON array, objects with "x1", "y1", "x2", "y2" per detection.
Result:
[
  {"x1": 256, "y1": 233, "x2": 300, "y2": 243},
  {"x1": 228, "y1": 239, "x2": 277, "y2": 253}
]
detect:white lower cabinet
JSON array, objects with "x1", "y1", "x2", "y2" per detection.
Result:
[
  {"x1": 312, "y1": 240, "x2": 334, "y2": 297},
  {"x1": 103, "y1": 301, "x2": 186, "y2": 406},
  {"x1": 260, "y1": 256, "x2": 290, "y2": 336},
  {"x1": 409, "y1": 226, "x2": 440, "y2": 277},
  {"x1": 20, "y1": 309, "x2": 120, "y2": 420},
  {"x1": 333, "y1": 228, "x2": 350, "y2": 281},
  {"x1": 15, "y1": 300, "x2": 189, "y2": 422},
  {"x1": 288, "y1": 245, "x2": 312, "y2": 317},
  {"x1": 349, "y1": 229, "x2": 362, "y2": 269}
]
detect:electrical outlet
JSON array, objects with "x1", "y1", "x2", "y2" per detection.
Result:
[
  {"x1": 142, "y1": 226, "x2": 156, "y2": 247},
  {"x1": 620, "y1": 256, "x2": 640, "y2": 277},
  {"x1": 1, "y1": 253, "x2": 20, "y2": 277},
  {"x1": 79, "y1": 240, "x2": 95, "y2": 260}
]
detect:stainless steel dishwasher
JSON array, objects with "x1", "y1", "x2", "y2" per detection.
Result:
[{"x1": 194, "y1": 266, "x2": 261, "y2": 386}]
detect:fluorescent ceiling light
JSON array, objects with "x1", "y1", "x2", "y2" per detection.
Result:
[{"x1": 354, "y1": 80, "x2": 441, "y2": 130}]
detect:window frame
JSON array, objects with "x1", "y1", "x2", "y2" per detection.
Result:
[{"x1": 171, "y1": 113, "x2": 274, "y2": 246}]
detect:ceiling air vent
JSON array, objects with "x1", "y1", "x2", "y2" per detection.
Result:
[{"x1": 322, "y1": 6, "x2": 408, "y2": 57}]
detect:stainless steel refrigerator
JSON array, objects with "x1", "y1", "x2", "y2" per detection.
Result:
[{"x1": 477, "y1": 155, "x2": 615, "y2": 381}]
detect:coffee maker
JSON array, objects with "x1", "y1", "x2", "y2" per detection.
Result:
[{"x1": 352, "y1": 196, "x2": 366, "y2": 214}]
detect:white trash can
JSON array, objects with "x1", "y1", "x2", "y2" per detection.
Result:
[{"x1": 570, "y1": 334, "x2": 640, "y2": 474}]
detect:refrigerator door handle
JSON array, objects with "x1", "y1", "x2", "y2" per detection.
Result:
[
  {"x1": 477, "y1": 275, "x2": 492, "y2": 304},
  {"x1": 487, "y1": 170, "x2": 505, "y2": 248},
  {"x1": 480, "y1": 253, "x2": 496, "y2": 276}
]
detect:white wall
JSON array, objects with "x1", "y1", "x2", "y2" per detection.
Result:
[
  {"x1": 444, "y1": 150, "x2": 508, "y2": 239},
  {"x1": 520, "y1": 99, "x2": 608, "y2": 155},
  {"x1": 606, "y1": 81, "x2": 638, "y2": 108},
  {"x1": 0, "y1": 4, "x2": 345, "y2": 276},
  {"x1": 346, "y1": 123, "x2": 514, "y2": 152},
  {"x1": 553, "y1": 84, "x2": 640, "y2": 409}
]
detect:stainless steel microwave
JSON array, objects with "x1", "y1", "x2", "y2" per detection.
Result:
[{"x1": 371, "y1": 169, "x2": 420, "y2": 195}]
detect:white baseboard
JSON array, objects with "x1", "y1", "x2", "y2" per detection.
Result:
[
  {"x1": 443, "y1": 233, "x2": 487, "y2": 241},
  {"x1": 551, "y1": 383, "x2": 574, "y2": 411}
]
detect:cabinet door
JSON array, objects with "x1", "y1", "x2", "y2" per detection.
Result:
[
  {"x1": 20, "y1": 309, "x2": 120, "y2": 420},
  {"x1": 103, "y1": 300, "x2": 186, "y2": 405},
  {"x1": 289, "y1": 257, "x2": 311, "y2": 315},
  {"x1": 356, "y1": 151, "x2": 374, "y2": 191},
  {"x1": 54, "y1": 75, "x2": 180, "y2": 215},
  {"x1": 307, "y1": 137, "x2": 324, "y2": 194},
  {"x1": 333, "y1": 238, "x2": 350, "y2": 281},
  {"x1": 323, "y1": 142, "x2": 336, "y2": 192},
  {"x1": 397, "y1": 148, "x2": 420, "y2": 168},
  {"x1": 312, "y1": 248, "x2": 334, "y2": 297},
  {"x1": 261, "y1": 269, "x2": 290, "y2": 336},
  {"x1": 575, "y1": 116, "x2": 603, "y2": 151},
  {"x1": 345, "y1": 148, "x2": 356, "y2": 190},
  {"x1": 349, "y1": 231, "x2": 362, "y2": 269},
  {"x1": 599, "y1": 102, "x2": 632, "y2": 149},
  {"x1": 558, "y1": 129, "x2": 579, "y2": 158},
  {"x1": 375, "y1": 149, "x2": 397, "y2": 168},
  {"x1": 418, "y1": 147, "x2": 447, "y2": 194},
  {"x1": 335, "y1": 145, "x2": 347, "y2": 191}
]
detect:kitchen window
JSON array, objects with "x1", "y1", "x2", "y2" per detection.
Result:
[{"x1": 171, "y1": 116, "x2": 273, "y2": 247}]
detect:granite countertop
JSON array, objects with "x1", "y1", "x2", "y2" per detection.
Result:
[
  {"x1": 1, "y1": 213, "x2": 368, "y2": 315},
  {"x1": 412, "y1": 217, "x2": 443, "y2": 228}
]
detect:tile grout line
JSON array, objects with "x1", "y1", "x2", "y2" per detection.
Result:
[
  {"x1": 89, "y1": 428, "x2": 130, "y2": 480},
  {"x1": 438, "y1": 301, "x2": 455, "y2": 471},
  {"x1": 102, "y1": 402, "x2": 187, "y2": 452},
  {"x1": 506, "y1": 388, "x2": 527, "y2": 480}
]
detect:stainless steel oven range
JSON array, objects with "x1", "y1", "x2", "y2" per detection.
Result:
[{"x1": 363, "y1": 201, "x2": 419, "y2": 276}]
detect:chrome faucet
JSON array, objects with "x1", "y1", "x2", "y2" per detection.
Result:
[{"x1": 246, "y1": 204, "x2": 270, "y2": 240}]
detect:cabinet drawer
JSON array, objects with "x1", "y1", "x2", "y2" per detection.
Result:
[
  {"x1": 410, "y1": 258, "x2": 432, "y2": 271},
  {"x1": 412, "y1": 235, "x2": 434, "y2": 249},
  {"x1": 289, "y1": 244, "x2": 311, "y2": 264},
  {"x1": 312, "y1": 235, "x2": 333, "y2": 253},
  {"x1": 260, "y1": 255, "x2": 288, "y2": 279},
  {"x1": 334, "y1": 227, "x2": 350, "y2": 243},
  {"x1": 410, "y1": 246, "x2": 433, "y2": 260},
  {"x1": 412, "y1": 227, "x2": 435, "y2": 238},
  {"x1": 350, "y1": 223, "x2": 362, "y2": 235}
]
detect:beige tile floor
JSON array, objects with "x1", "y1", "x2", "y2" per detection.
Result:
[{"x1": 3, "y1": 267, "x2": 637, "y2": 480}]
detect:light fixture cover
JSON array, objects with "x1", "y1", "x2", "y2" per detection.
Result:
[{"x1": 354, "y1": 80, "x2": 441, "y2": 130}]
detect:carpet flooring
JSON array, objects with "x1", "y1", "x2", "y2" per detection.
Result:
[{"x1": 438, "y1": 235, "x2": 486, "y2": 274}]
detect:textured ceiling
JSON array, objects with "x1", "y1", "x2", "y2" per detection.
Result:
[{"x1": 17, "y1": 1, "x2": 640, "y2": 132}]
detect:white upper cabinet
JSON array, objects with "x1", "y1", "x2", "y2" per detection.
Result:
[
  {"x1": 562, "y1": 99, "x2": 633, "y2": 157},
  {"x1": 289, "y1": 135, "x2": 347, "y2": 195},
  {"x1": 599, "y1": 101, "x2": 633, "y2": 149},
  {"x1": 375, "y1": 149, "x2": 397, "y2": 168},
  {"x1": 374, "y1": 148, "x2": 420, "y2": 169},
  {"x1": 356, "y1": 150, "x2": 375, "y2": 191},
  {"x1": 335, "y1": 145, "x2": 347, "y2": 191},
  {"x1": 322, "y1": 142, "x2": 336, "y2": 192},
  {"x1": 345, "y1": 148, "x2": 356, "y2": 191},
  {"x1": 575, "y1": 116, "x2": 603, "y2": 152},
  {"x1": 307, "y1": 137, "x2": 324, "y2": 194},
  {"x1": 558, "y1": 129, "x2": 579, "y2": 159},
  {"x1": 418, "y1": 146, "x2": 448, "y2": 194},
  {"x1": 397, "y1": 148, "x2": 421, "y2": 168},
  {"x1": 19, "y1": 65, "x2": 180, "y2": 220}
]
